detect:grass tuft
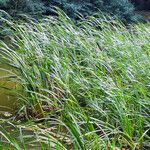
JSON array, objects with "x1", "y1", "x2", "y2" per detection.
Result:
[{"x1": 0, "y1": 10, "x2": 150, "y2": 149}]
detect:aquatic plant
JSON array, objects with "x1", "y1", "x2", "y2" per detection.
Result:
[{"x1": 0, "y1": 11, "x2": 150, "y2": 149}]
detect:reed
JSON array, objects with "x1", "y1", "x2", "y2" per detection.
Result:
[{"x1": 0, "y1": 11, "x2": 149, "y2": 149}]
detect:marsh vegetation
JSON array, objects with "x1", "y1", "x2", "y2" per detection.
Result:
[{"x1": 0, "y1": 9, "x2": 150, "y2": 150}]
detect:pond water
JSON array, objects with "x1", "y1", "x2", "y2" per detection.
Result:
[{"x1": 0, "y1": 65, "x2": 16, "y2": 113}]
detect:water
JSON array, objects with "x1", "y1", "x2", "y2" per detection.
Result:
[{"x1": 0, "y1": 65, "x2": 16, "y2": 113}]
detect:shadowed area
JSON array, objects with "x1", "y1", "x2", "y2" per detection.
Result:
[{"x1": 0, "y1": 65, "x2": 16, "y2": 113}]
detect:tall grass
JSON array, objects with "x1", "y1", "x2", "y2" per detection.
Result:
[{"x1": 0, "y1": 10, "x2": 150, "y2": 149}]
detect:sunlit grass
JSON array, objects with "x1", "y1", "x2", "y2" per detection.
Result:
[{"x1": 0, "y1": 10, "x2": 150, "y2": 149}]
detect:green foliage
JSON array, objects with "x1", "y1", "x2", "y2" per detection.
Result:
[
  {"x1": 0, "y1": 0, "x2": 45, "y2": 16},
  {"x1": 0, "y1": 0, "x2": 139, "y2": 23},
  {"x1": 0, "y1": 13, "x2": 149, "y2": 149},
  {"x1": 54, "y1": 0, "x2": 137, "y2": 22},
  {"x1": 0, "y1": 0, "x2": 9, "y2": 6}
]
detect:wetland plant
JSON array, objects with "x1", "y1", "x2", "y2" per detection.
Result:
[{"x1": 0, "y1": 11, "x2": 150, "y2": 149}]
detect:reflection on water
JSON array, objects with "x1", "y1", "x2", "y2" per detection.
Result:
[{"x1": 0, "y1": 65, "x2": 16, "y2": 112}]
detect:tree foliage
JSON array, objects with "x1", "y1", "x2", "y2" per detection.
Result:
[{"x1": 0, "y1": 0, "x2": 138, "y2": 23}]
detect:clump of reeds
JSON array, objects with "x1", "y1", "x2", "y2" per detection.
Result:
[{"x1": 0, "y1": 10, "x2": 149, "y2": 149}]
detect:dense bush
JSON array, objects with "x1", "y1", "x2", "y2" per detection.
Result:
[
  {"x1": 0, "y1": 0, "x2": 138, "y2": 23},
  {"x1": 0, "y1": 0, "x2": 45, "y2": 16}
]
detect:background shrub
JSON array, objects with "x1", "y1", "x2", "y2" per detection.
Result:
[
  {"x1": 0, "y1": 0, "x2": 139, "y2": 23},
  {"x1": 0, "y1": 0, "x2": 45, "y2": 16}
]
